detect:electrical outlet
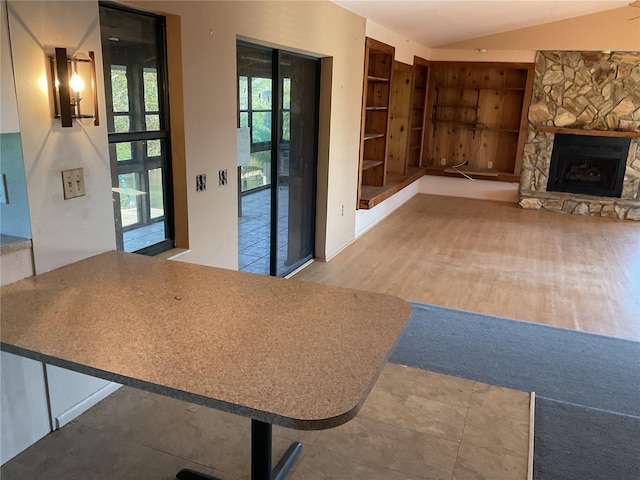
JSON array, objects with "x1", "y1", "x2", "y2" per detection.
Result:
[
  {"x1": 440, "y1": 157, "x2": 447, "y2": 165},
  {"x1": 341, "y1": 204, "x2": 344, "y2": 216},
  {"x1": 61, "y1": 168, "x2": 85, "y2": 200},
  {"x1": 219, "y1": 169, "x2": 228, "y2": 186},
  {"x1": 487, "y1": 161, "x2": 494, "y2": 169},
  {"x1": 196, "y1": 174, "x2": 206, "y2": 192}
]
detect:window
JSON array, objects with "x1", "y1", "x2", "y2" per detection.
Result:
[
  {"x1": 100, "y1": 3, "x2": 174, "y2": 254},
  {"x1": 237, "y1": 73, "x2": 291, "y2": 192}
]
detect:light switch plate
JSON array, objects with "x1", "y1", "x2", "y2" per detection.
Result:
[{"x1": 61, "y1": 168, "x2": 86, "y2": 200}]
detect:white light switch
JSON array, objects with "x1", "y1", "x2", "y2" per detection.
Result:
[{"x1": 61, "y1": 168, "x2": 86, "y2": 200}]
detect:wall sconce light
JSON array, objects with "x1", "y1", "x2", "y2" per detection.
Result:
[{"x1": 49, "y1": 48, "x2": 99, "y2": 127}]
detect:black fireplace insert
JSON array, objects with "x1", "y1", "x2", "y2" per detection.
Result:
[{"x1": 547, "y1": 133, "x2": 630, "y2": 198}]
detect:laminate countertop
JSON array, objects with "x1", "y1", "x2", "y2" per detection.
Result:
[
  {"x1": 0, "y1": 251, "x2": 412, "y2": 430},
  {"x1": 0, "y1": 234, "x2": 31, "y2": 255}
]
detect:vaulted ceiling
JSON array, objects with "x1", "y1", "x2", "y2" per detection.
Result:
[{"x1": 332, "y1": 1, "x2": 635, "y2": 48}]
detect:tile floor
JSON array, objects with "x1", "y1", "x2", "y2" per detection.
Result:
[
  {"x1": 1, "y1": 364, "x2": 530, "y2": 480},
  {"x1": 123, "y1": 220, "x2": 166, "y2": 253},
  {"x1": 117, "y1": 185, "x2": 289, "y2": 268},
  {"x1": 238, "y1": 187, "x2": 289, "y2": 275}
]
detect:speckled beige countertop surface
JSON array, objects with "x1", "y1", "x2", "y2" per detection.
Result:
[
  {"x1": 0, "y1": 234, "x2": 32, "y2": 255},
  {"x1": 0, "y1": 251, "x2": 412, "y2": 430}
]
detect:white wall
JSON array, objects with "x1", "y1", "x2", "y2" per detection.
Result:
[
  {"x1": 1, "y1": 0, "x2": 19, "y2": 134},
  {"x1": 365, "y1": 19, "x2": 431, "y2": 65},
  {"x1": 1, "y1": 2, "x2": 49, "y2": 466},
  {"x1": 434, "y1": 6, "x2": 640, "y2": 54},
  {"x1": 4, "y1": 2, "x2": 119, "y2": 461},
  {"x1": 419, "y1": 176, "x2": 520, "y2": 203},
  {"x1": 126, "y1": 0, "x2": 367, "y2": 266},
  {"x1": 7, "y1": 0, "x2": 115, "y2": 274}
]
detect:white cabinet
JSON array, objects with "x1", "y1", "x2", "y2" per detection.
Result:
[
  {"x1": 45, "y1": 365, "x2": 120, "y2": 429},
  {"x1": 0, "y1": 352, "x2": 50, "y2": 465}
]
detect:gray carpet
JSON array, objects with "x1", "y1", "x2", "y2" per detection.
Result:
[
  {"x1": 534, "y1": 398, "x2": 640, "y2": 480},
  {"x1": 390, "y1": 302, "x2": 640, "y2": 480}
]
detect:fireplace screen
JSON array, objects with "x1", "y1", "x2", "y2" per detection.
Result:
[{"x1": 547, "y1": 134, "x2": 630, "y2": 198}]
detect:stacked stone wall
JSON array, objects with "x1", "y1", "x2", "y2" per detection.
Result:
[{"x1": 520, "y1": 51, "x2": 640, "y2": 221}]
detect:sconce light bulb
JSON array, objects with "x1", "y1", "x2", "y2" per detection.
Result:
[
  {"x1": 54, "y1": 78, "x2": 60, "y2": 88},
  {"x1": 69, "y1": 73, "x2": 85, "y2": 92}
]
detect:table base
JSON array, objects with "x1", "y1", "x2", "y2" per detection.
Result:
[{"x1": 176, "y1": 420, "x2": 302, "y2": 480}]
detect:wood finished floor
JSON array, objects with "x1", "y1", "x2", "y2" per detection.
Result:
[{"x1": 295, "y1": 194, "x2": 640, "y2": 341}]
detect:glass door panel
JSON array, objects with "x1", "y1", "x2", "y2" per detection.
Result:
[
  {"x1": 100, "y1": 4, "x2": 173, "y2": 255},
  {"x1": 110, "y1": 138, "x2": 168, "y2": 252},
  {"x1": 237, "y1": 44, "x2": 272, "y2": 274},
  {"x1": 275, "y1": 53, "x2": 318, "y2": 276},
  {"x1": 237, "y1": 43, "x2": 318, "y2": 277}
]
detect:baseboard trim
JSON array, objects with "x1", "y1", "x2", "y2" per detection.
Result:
[
  {"x1": 528, "y1": 391, "x2": 536, "y2": 480},
  {"x1": 54, "y1": 382, "x2": 121, "y2": 429},
  {"x1": 285, "y1": 259, "x2": 314, "y2": 279}
]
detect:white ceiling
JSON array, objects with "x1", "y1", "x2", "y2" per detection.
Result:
[{"x1": 332, "y1": 0, "x2": 633, "y2": 47}]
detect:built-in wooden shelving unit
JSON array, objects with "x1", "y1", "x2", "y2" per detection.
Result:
[
  {"x1": 358, "y1": 37, "x2": 394, "y2": 199},
  {"x1": 407, "y1": 56, "x2": 429, "y2": 170},
  {"x1": 357, "y1": 41, "x2": 430, "y2": 209},
  {"x1": 356, "y1": 50, "x2": 537, "y2": 206},
  {"x1": 425, "y1": 62, "x2": 534, "y2": 182}
]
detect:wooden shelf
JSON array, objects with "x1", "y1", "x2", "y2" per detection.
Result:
[
  {"x1": 443, "y1": 166, "x2": 499, "y2": 177},
  {"x1": 435, "y1": 86, "x2": 525, "y2": 92},
  {"x1": 363, "y1": 132, "x2": 385, "y2": 140},
  {"x1": 433, "y1": 120, "x2": 478, "y2": 127},
  {"x1": 359, "y1": 37, "x2": 395, "y2": 192},
  {"x1": 362, "y1": 160, "x2": 384, "y2": 171},
  {"x1": 406, "y1": 56, "x2": 429, "y2": 171},
  {"x1": 435, "y1": 104, "x2": 479, "y2": 109},
  {"x1": 536, "y1": 126, "x2": 640, "y2": 138},
  {"x1": 489, "y1": 128, "x2": 520, "y2": 133},
  {"x1": 425, "y1": 167, "x2": 520, "y2": 183},
  {"x1": 359, "y1": 167, "x2": 427, "y2": 209}
]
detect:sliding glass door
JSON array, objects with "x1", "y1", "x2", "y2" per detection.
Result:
[{"x1": 237, "y1": 43, "x2": 319, "y2": 277}]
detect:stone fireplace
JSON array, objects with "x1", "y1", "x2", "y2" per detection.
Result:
[{"x1": 519, "y1": 51, "x2": 640, "y2": 221}]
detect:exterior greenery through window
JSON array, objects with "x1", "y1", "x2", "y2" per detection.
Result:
[
  {"x1": 238, "y1": 76, "x2": 290, "y2": 192},
  {"x1": 100, "y1": 3, "x2": 173, "y2": 254}
]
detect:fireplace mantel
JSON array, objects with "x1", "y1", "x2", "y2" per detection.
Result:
[{"x1": 536, "y1": 126, "x2": 640, "y2": 139}]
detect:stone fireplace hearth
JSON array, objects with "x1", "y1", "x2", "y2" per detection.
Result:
[{"x1": 519, "y1": 51, "x2": 640, "y2": 221}]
